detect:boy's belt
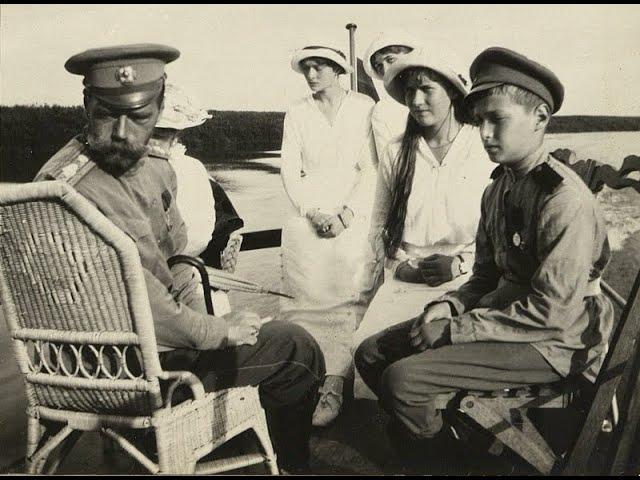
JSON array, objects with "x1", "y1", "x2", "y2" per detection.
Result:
[{"x1": 495, "y1": 276, "x2": 602, "y2": 300}]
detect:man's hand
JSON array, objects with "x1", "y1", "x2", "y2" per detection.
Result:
[
  {"x1": 409, "y1": 317, "x2": 451, "y2": 351},
  {"x1": 408, "y1": 301, "x2": 453, "y2": 350},
  {"x1": 223, "y1": 310, "x2": 261, "y2": 347},
  {"x1": 220, "y1": 233, "x2": 242, "y2": 273},
  {"x1": 418, "y1": 254, "x2": 459, "y2": 286},
  {"x1": 421, "y1": 301, "x2": 454, "y2": 324}
]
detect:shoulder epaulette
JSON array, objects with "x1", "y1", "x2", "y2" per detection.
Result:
[
  {"x1": 532, "y1": 162, "x2": 564, "y2": 193},
  {"x1": 490, "y1": 165, "x2": 505, "y2": 180},
  {"x1": 34, "y1": 135, "x2": 96, "y2": 186}
]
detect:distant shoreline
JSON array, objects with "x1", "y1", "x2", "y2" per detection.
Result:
[
  {"x1": 547, "y1": 116, "x2": 640, "y2": 133},
  {"x1": 1, "y1": 105, "x2": 638, "y2": 183}
]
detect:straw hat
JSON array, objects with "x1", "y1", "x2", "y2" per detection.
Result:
[
  {"x1": 155, "y1": 83, "x2": 212, "y2": 130},
  {"x1": 384, "y1": 48, "x2": 469, "y2": 105},
  {"x1": 290, "y1": 46, "x2": 353, "y2": 75}
]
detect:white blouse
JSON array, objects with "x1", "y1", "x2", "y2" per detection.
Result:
[
  {"x1": 280, "y1": 91, "x2": 377, "y2": 219},
  {"x1": 369, "y1": 124, "x2": 494, "y2": 268}
]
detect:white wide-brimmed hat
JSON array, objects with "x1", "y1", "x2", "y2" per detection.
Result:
[
  {"x1": 363, "y1": 31, "x2": 420, "y2": 81},
  {"x1": 156, "y1": 83, "x2": 212, "y2": 130},
  {"x1": 384, "y1": 49, "x2": 469, "y2": 105},
  {"x1": 290, "y1": 46, "x2": 353, "y2": 75}
]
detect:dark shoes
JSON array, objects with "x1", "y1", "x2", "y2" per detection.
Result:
[{"x1": 386, "y1": 417, "x2": 461, "y2": 466}]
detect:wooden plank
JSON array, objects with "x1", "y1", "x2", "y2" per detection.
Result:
[
  {"x1": 459, "y1": 395, "x2": 556, "y2": 474},
  {"x1": 561, "y1": 269, "x2": 640, "y2": 475},
  {"x1": 608, "y1": 322, "x2": 640, "y2": 475}
]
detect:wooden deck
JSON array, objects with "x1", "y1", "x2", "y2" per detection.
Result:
[{"x1": 1, "y1": 208, "x2": 638, "y2": 475}]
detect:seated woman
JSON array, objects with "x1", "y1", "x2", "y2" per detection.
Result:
[
  {"x1": 148, "y1": 84, "x2": 244, "y2": 315},
  {"x1": 353, "y1": 49, "x2": 494, "y2": 399}
]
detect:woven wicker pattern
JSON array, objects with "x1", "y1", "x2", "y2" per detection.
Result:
[
  {"x1": 154, "y1": 386, "x2": 274, "y2": 474},
  {"x1": 0, "y1": 183, "x2": 159, "y2": 417},
  {"x1": 0, "y1": 181, "x2": 277, "y2": 474},
  {"x1": 0, "y1": 200, "x2": 133, "y2": 332}
]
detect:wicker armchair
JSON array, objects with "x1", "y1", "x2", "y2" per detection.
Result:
[{"x1": 0, "y1": 180, "x2": 278, "y2": 474}]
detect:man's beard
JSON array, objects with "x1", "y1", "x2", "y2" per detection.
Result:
[{"x1": 87, "y1": 135, "x2": 149, "y2": 176}]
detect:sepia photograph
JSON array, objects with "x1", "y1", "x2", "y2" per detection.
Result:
[{"x1": 1, "y1": 3, "x2": 639, "y2": 475}]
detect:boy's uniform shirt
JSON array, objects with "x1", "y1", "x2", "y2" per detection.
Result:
[{"x1": 436, "y1": 150, "x2": 613, "y2": 382}]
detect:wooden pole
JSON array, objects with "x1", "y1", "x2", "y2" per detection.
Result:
[{"x1": 346, "y1": 23, "x2": 357, "y2": 91}]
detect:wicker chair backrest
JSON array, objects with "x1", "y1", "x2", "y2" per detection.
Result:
[{"x1": 0, "y1": 181, "x2": 164, "y2": 415}]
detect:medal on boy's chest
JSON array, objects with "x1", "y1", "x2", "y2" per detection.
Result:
[
  {"x1": 505, "y1": 192, "x2": 526, "y2": 250},
  {"x1": 512, "y1": 231, "x2": 522, "y2": 248},
  {"x1": 508, "y1": 209, "x2": 525, "y2": 250}
]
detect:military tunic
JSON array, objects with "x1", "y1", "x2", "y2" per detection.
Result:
[
  {"x1": 355, "y1": 149, "x2": 614, "y2": 439},
  {"x1": 35, "y1": 136, "x2": 228, "y2": 351},
  {"x1": 438, "y1": 151, "x2": 614, "y2": 382}
]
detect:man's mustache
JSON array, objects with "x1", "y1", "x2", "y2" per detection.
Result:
[
  {"x1": 87, "y1": 135, "x2": 149, "y2": 175},
  {"x1": 88, "y1": 136, "x2": 147, "y2": 159}
]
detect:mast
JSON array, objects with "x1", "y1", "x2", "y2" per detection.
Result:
[{"x1": 345, "y1": 23, "x2": 358, "y2": 90}]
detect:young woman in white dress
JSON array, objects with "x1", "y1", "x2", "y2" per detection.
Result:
[
  {"x1": 280, "y1": 46, "x2": 378, "y2": 425},
  {"x1": 353, "y1": 49, "x2": 494, "y2": 399}
]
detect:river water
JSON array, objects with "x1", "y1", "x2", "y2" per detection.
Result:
[{"x1": 207, "y1": 131, "x2": 640, "y2": 317}]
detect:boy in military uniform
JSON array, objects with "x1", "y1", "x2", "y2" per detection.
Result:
[
  {"x1": 34, "y1": 44, "x2": 324, "y2": 473},
  {"x1": 355, "y1": 47, "x2": 613, "y2": 451}
]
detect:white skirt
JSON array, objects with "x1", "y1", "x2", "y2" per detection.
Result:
[{"x1": 279, "y1": 215, "x2": 372, "y2": 377}]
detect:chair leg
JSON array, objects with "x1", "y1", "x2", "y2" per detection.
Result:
[
  {"x1": 27, "y1": 425, "x2": 74, "y2": 474},
  {"x1": 44, "y1": 430, "x2": 82, "y2": 474},
  {"x1": 101, "y1": 428, "x2": 160, "y2": 474},
  {"x1": 252, "y1": 411, "x2": 279, "y2": 475},
  {"x1": 25, "y1": 415, "x2": 43, "y2": 459},
  {"x1": 459, "y1": 395, "x2": 557, "y2": 474}
]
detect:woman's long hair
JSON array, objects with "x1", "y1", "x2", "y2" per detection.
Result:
[
  {"x1": 382, "y1": 114, "x2": 422, "y2": 258},
  {"x1": 382, "y1": 67, "x2": 469, "y2": 258}
]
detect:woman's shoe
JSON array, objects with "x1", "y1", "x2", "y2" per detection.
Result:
[{"x1": 312, "y1": 376, "x2": 344, "y2": 427}]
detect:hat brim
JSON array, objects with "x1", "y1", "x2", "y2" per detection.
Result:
[
  {"x1": 291, "y1": 49, "x2": 354, "y2": 75},
  {"x1": 462, "y1": 82, "x2": 505, "y2": 111},
  {"x1": 156, "y1": 116, "x2": 211, "y2": 130},
  {"x1": 384, "y1": 52, "x2": 468, "y2": 106},
  {"x1": 93, "y1": 89, "x2": 162, "y2": 109},
  {"x1": 465, "y1": 81, "x2": 505, "y2": 99},
  {"x1": 363, "y1": 34, "x2": 419, "y2": 80}
]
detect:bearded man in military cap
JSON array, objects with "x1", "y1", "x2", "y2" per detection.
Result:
[{"x1": 35, "y1": 44, "x2": 325, "y2": 474}]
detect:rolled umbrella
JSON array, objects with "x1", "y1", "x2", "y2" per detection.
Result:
[{"x1": 204, "y1": 266, "x2": 295, "y2": 299}]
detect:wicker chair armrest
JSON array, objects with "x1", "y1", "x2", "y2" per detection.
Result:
[
  {"x1": 158, "y1": 370, "x2": 206, "y2": 408},
  {"x1": 168, "y1": 254, "x2": 214, "y2": 315}
]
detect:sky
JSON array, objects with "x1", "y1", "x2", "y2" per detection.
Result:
[{"x1": 1, "y1": 4, "x2": 639, "y2": 115}]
